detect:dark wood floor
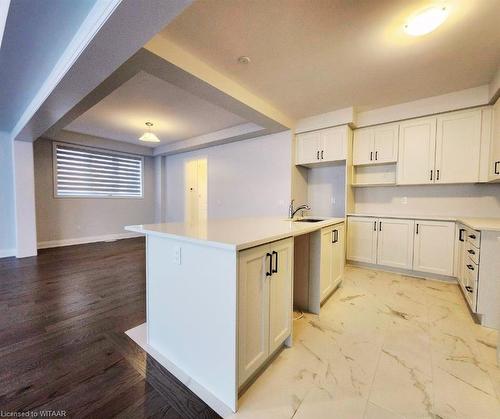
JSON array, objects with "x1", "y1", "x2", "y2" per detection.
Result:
[{"x1": 0, "y1": 238, "x2": 220, "y2": 418}]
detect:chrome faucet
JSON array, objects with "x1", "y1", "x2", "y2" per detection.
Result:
[{"x1": 288, "y1": 199, "x2": 311, "y2": 219}]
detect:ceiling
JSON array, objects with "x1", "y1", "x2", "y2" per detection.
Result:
[
  {"x1": 0, "y1": 0, "x2": 98, "y2": 131},
  {"x1": 65, "y1": 71, "x2": 247, "y2": 147},
  {"x1": 160, "y1": 0, "x2": 500, "y2": 119}
]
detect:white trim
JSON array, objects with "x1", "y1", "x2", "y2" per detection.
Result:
[
  {"x1": 37, "y1": 232, "x2": 143, "y2": 249},
  {"x1": 0, "y1": 0, "x2": 10, "y2": 50},
  {"x1": 0, "y1": 248, "x2": 16, "y2": 259},
  {"x1": 11, "y1": 0, "x2": 122, "y2": 140}
]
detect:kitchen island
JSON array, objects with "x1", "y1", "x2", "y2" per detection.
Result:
[{"x1": 125, "y1": 217, "x2": 345, "y2": 415}]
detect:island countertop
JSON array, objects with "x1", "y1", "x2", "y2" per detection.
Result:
[{"x1": 125, "y1": 216, "x2": 345, "y2": 251}]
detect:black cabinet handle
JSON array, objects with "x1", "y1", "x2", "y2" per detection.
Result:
[
  {"x1": 467, "y1": 264, "x2": 474, "y2": 271},
  {"x1": 436, "y1": 169, "x2": 440, "y2": 180},
  {"x1": 370, "y1": 151, "x2": 373, "y2": 161},
  {"x1": 465, "y1": 286, "x2": 473, "y2": 293},
  {"x1": 467, "y1": 249, "x2": 476, "y2": 255},
  {"x1": 379, "y1": 221, "x2": 382, "y2": 231},
  {"x1": 321, "y1": 150, "x2": 324, "y2": 160},
  {"x1": 373, "y1": 221, "x2": 377, "y2": 231},
  {"x1": 266, "y1": 253, "x2": 272, "y2": 276},
  {"x1": 469, "y1": 234, "x2": 476, "y2": 239},
  {"x1": 317, "y1": 150, "x2": 320, "y2": 160},
  {"x1": 416, "y1": 223, "x2": 419, "y2": 234},
  {"x1": 459, "y1": 228, "x2": 465, "y2": 242},
  {"x1": 375, "y1": 151, "x2": 378, "y2": 161},
  {"x1": 272, "y1": 250, "x2": 278, "y2": 273},
  {"x1": 430, "y1": 170, "x2": 433, "y2": 181},
  {"x1": 495, "y1": 161, "x2": 499, "y2": 175},
  {"x1": 332, "y1": 229, "x2": 338, "y2": 243}
]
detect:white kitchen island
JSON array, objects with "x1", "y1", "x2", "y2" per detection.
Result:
[{"x1": 125, "y1": 217, "x2": 345, "y2": 415}]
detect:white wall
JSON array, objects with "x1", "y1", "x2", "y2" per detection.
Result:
[
  {"x1": 165, "y1": 131, "x2": 292, "y2": 222},
  {"x1": 34, "y1": 138, "x2": 155, "y2": 246},
  {"x1": 307, "y1": 164, "x2": 346, "y2": 217},
  {"x1": 354, "y1": 184, "x2": 500, "y2": 218},
  {"x1": 0, "y1": 132, "x2": 16, "y2": 257}
]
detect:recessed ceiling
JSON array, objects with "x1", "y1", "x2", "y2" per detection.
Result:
[
  {"x1": 65, "y1": 71, "x2": 247, "y2": 147},
  {"x1": 0, "y1": 0, "x2": 98, "y2": 131},
  {"x1": 159, "y1": 0, "x2": 500, "y2": 119}
]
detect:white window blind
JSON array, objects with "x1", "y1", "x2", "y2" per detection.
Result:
[{"x1": 54, "y1": 143, "x2": 143, "y2": 198}]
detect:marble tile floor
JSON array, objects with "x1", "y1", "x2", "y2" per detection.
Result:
[{"x1": 230, "y1": 266, "x2": 500, "y2": 419}]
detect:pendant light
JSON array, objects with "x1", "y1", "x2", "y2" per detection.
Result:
[{"x1": 139, "y1": 122, "x2": 160, "y2": 143}]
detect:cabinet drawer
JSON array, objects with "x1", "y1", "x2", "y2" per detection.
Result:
[
  {"x1": 465, "y1": 242, "x2": 480, "y2": 264},
  {"x1": 466, "y1": 230, "x2": 481, "y2": 248},
  {"x1": 464, "y1": 257, "x2": 479, "y2": 283}
]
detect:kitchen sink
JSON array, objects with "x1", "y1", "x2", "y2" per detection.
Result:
[{"x1": 293, "y1": 218, "x2": 324, "y2": 223}]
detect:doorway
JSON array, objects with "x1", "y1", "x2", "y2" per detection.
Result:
[{"x1": 185, "y1": 158, "x2": 207, "y2": 224}]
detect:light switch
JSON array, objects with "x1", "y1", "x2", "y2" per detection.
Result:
[{"x1": 173, "y1": 246, "x2": 182, "y2": 265}]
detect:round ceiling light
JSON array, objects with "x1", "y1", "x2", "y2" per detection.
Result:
[
  {"x1": 404, "y1": 6, "x2": 448, "y2": 36},
  {"x1": 139, "y1": 121, "x2": 160, "y2": 143},
  {"x1": 237, "y1": 56, "x2": 251, "y2": 64}
]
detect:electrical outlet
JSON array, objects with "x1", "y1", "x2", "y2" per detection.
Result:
[
  {"x1": 330, "y1": 196, "x2": 336, "y2": 205},
  {"x1": 173, "y1": 246, "x2": 182, "y2": 265},
  {"x1": 401, "y1": 197, "x2": 408, "y2": 205}
]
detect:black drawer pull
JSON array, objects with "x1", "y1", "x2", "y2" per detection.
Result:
[
  {"x1": 458, "y1": 228, "x2": 465, "y2": 242},
  {"x1": 317, "y1": 150, "x2": 320, "y2": 160},
  {"x1": 467, "y1": 264, "x2": 474, "y2": 271},
  {"x1": 467, "y1": 249, "x2": 475, "y2": 255},
  {"x1": 465, "y1": 286, "x2": 473, "y2": 293},
  {"x1": 272, "y1": 251, "x2": 278, "y2": 273},
  {"x1": 469, "y1": 234, "x2": 476, "y2": 239}
]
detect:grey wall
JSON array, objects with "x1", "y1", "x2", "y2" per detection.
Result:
[
  {"x1": 165, "y1": 131, "x2": 293, "y2": 222},
  {"x1": 307, "y1": 164, "x2": 346, "y2": 217},
  {"x1": 0, "y1": 132, "x2": 16, "y2": 256},
  {"x1": 354, "y1": 184, "x2": 500, "y2": 217},
  {"x1": 34, "y1": 138, "x2": 155, "y2": 244}
]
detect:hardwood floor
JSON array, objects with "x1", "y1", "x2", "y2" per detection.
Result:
[{"x1": 0, "y1": 238, "x2": 220, "y2": 418}]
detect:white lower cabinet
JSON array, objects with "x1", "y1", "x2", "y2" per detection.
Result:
[
  {"x1": 377, "y1": 218, "x2": 414, "y2": 269},
  {"x1": 318, "y1": 224, "x2": 345, "y2": 302},
  {"x1": 348, "y1": 216, "x2": 455, "y2": 277},
  {"x1": 238, "y1": 237, "x2": 293, "y2": 386},
  {"x1": 413, "y1": 220, "x2": 455, "y2": 276},
  {"x1": 346, "y1": 217, "x2": 378, "y2": 263}
]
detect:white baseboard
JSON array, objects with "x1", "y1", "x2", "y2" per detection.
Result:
[
  {"x1": 37, "y1": 232, "x2": 143, "y2": 249},
  {"x1": 0, "y1": 248, "x2": 16, "y2": 259}
]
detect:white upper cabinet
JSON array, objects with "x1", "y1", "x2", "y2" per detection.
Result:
[
  {"x1": 353, "y1": 128, "x2": 374, "y2": 165},
  {"x1": 397, "y1": 117, "x2": 437, "y2": 185},
  {"x1": 353, "y1": 124, "x2": 398, "y2": 165},
  {"x1": 296, "y1": 131, "x2": 321, "y2": 165},
  {"x1": 489, "y1": 100, "x2": 500, "y2": 181},
  {"x1": 376, "y1": 218, "x2": 414, "y2": 270},
  {"x1": 296, "y1": 126, "x2": 348, "y2": 166},
  {"x1": 322, "y1": 126, "x2": 347, "y2": 162},
  {"x1": 347, "y1": 217, "x2": 378, "y2": 264},
  {"x1": 435, "y1": 109, "x2": 482, "y2": 183},
  {"x1": 413, "y1": 220, "x2": 455, "y2": 276}
]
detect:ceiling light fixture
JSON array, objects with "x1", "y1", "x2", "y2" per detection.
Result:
[
  {"x1": 139, "y1": 122, "x2": 160, "y2": 143},
  {"x1": 237, "y1": 56, "x2": 251, "y2": 64},
  {"x1": 404, "y1": 6, "x2": 448, "y2": 36}
]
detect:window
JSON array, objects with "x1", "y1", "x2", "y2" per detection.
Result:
[{"x1": 54, "y1": 143, "x2": 143, "y2": 198}]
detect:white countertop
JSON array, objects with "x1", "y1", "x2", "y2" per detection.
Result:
[
  {"x1": 126, "y1": 217, "x2": 345, "y2": 251},
  {"x1": 347, "y1": 213, "x2": 500, "y2": 232}
]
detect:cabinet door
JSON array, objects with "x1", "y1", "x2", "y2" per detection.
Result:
[
  {"x1": 397, "y1": 117, "x2": 437, "y2": 185},
  {"x1": 435, "y1": 109, "x2": 481, "y2": 183},
  {"x1": 319, "y1": 227, "x2": 334, "y2": 301},
  {"x1": 413, "y1": 220, "x2": 455, "y2": 276},
  {"x1": 374, "y1": 124, "x2": 399, "y2": 163},
  {"x1": 238, "y1": 244, "x2": 270, "y2": 386},
  {"x1": 321, "y1": 126, "x2": 347, "y2": 162},
  {"x1": 347, "y1": 217, "x2": 378, "y2": 263},
  {"x1": 489, "y1": 100, "x2": 500, "y2": 180},
  {"x1": 353, "y1": 128, "x2": 374, "y2": 165},
  {"x1": 331, "y1": 224, "x2": 345, "y2": 288},
  {"x1": 377, "y1": 218, "x2": 414, "y2": 269},
  {"x1": 296, "y1": 131, "x2": 321, "y2": 165},
  {"x1": 268, "y1": 238, "x2": 293, "y2": 354}
]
